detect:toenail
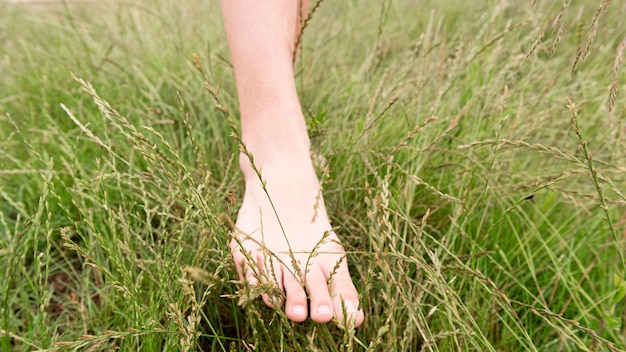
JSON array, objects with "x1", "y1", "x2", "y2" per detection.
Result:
[
  {"x1": 343, "y1": 300, "x2": 358, "y2": 313},
  {"x1": 292, "y1": 305, "x2": 306, "y2": 315},
  {"x1": 317, "y1": 305, "x2": 331, "y2": 315}
]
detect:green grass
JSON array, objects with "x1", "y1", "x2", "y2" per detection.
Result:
[{"x1": 1, "y1": 0, "x2": 625, "y2": 350}]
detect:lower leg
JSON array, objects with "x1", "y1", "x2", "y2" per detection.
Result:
[{"x1": 221, "y1": 0, "x2": 307, "y2": 153}]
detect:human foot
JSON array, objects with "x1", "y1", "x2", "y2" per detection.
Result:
[{"x1": 230, "y1": 150, "x2": 364, "y2": 327}]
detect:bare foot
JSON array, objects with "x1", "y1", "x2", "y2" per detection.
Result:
[{"x1": 230, "y1": 148, "x2": 364, "y2": 327}]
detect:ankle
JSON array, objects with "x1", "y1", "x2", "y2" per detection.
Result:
[
  {"x1": 240, "y1": 106, "x2": 310, "y2": 149},
  {"x1": 240, "y1": 137, "x2": 323, "y2": 185}
]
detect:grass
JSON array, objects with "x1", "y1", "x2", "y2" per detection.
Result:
[{"x1": 1, "y1": 0, "x2": 625, "y2": 350}]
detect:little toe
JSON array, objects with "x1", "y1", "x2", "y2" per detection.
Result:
[
  {"x1": 305, "y1": 268, "x2": 333, "y2": 323},
  {"x1": 230, "y1": 239, "x2": 259, "y2": 283},
  {"x1": 241, "y1": 252, "x2": 267, "y2": 286},
  {"x1": 230, "y1": 250, "x2": 247, "y2": 281},
  {"x1": 243, "y1": 264, "x2": 260, "y2": 286},
  {"x1": 283, "y1": 270, "x2": 308, "y2": 322}
]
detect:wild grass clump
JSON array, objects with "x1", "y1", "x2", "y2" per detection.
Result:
[{"x1": 1, "y1": 0, "x2": 625, "y2": 351}]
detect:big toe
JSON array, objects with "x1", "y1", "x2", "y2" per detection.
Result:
[{"x1": 328, "y1": 263, "x2": 364, "y2": 327}]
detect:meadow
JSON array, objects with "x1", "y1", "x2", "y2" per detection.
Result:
[{"x1": 1, "y1": 0, "x2": 625, "y2": 350}]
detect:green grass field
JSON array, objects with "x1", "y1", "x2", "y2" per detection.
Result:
[{"x1": 1, "y1": 0, "x2": 625, "y2": 350}]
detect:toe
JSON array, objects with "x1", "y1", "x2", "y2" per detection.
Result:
[
  {"x1": 260, "y1": 259, "x2": 284, "y2": 308},
  {"x1": 230, "y1": 246, "x2": 247, "y2": 281},
  {"x1": 230, "y1": 238, "x2": 258, "y2": 283},
  {"x1": 244, "y1": 268, "x2": 260, "y2": 286},
  {"x1": 261, "y1": 293, "x2": 283, "y2": 308},
  {"x1": 282, "y1": 268, "x2": 308, "y2": 322},
  {"x1": 241, "y1": 252, "x2": 264, "y2": 286},
  {"x1": 305, "y1": 268, "x2": 333, "y2": 323},
  {"x1": 326, "y1": 258, "x2": 364, "y2": 327}
]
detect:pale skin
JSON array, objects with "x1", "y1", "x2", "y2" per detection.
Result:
[{"x1": 220, "y1": 0, "x2": 365, "y2": 326}]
